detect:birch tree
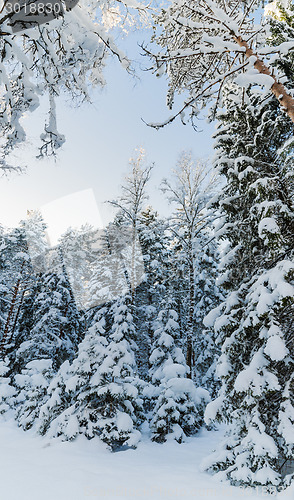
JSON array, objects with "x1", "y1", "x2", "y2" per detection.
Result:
[
  {"x1": 161, "y1": 152, "x2": 218, "y2": 377},
  {"x1": 109, "y1": 147, "x2": 153, "y2": 304}
]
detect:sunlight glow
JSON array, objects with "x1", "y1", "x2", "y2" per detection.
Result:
[{"x1": 41, "y1": 189, "x2": 103, "y2": 246}]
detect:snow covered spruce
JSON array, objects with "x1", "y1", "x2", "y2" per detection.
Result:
[
  {"x1": 148, "y1": 299, "x2": 210, "y2": 443},
  {"x1": 35, "y1": 295, "x2": 144, "y2": 450},
  {"x1": 201, "y1": 74, "x2": 294, "y2": 487},
  {"x1": 0, "y1": 358, "x2": 16, "y2": 416}
]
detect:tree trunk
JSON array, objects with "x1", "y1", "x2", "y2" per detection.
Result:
[
  {"x1": 186, "y1": 257, "x2": 195, "y2": 379},
  {"x1": 235, "y1": 36, "x2": 294, "y2": 124},
  {"x1": 11, "y1": 290, "x2": 25, "y2": 338},
  {"x1": 131, "y1": 224, "x2": 136, "y2": 305}
]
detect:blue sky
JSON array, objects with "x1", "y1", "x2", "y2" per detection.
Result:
[{"x1": 0, "y1": 29, "x2": 215, "y2": 242}]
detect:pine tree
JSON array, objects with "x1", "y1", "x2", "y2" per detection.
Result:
[
  {"x1": 20, "y1": 210, "x2": 49, "y2": 274},
  {"x1": 136, "y1": 206, "x2": 170, "y2": 378},
  {"x1": 95, "y1": 295, "x2": 144, "y2": 449},
  {"x1": 149, "y1": 299, "x2": 210, "y2": 443},
  {"x1": 202, "y1": 53, "x2": 294, "y2": 488},
  {"x1": 0, "y1": 211, "x2": 49, "y2": 362},
  {"x1": 38, "y1": 295, "x2": 143, "y2": 450},
  {"x1": 14, "y1": 359, "x2": 53, "y2": 430},
  {"x1": 15, "y1": 267, "x2": 82, "y2": 372},
  {"x1": 0, "y1": 357, "x2": 16, "y2": 416},
  {"x1": 0, "y1": 226, "x2": 10, "y2": 334},
  {"x1": 109, "y1": 147, "x2": 152, "y2": 305},
  {"x1": 59, "y1": 224, "x2": 98, "y2": 311},
  {"x1": 193, "y1": 232, "x2": 223, "y2": 395},
  {"x1": 86, "y1": 223, "x2": 129, "y2": 312},
  {"x1": 108, "y1": 148, "x2": 153, "y2": 376},
  {"x1": 0, "y1": 227, "x2": 34, "y2": 358},
  {"x1": 37, "y1": 314, "x2": 108, "y2": 440}
]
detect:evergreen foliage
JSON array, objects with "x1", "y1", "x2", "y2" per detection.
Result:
[
  {"x1": 203, "y1": 76, "x2": 294, "y2": 487},
  {"x1": 14, "y1": 359, "x2": 54, "y2": 430},
  {"x1": 0, "y1": 357, "x2": 16, "y2": 416},
  {"x1": 38, "y1": 295, "x2": 144, "y2": 450},
  {"x1": 193, "y1": 235, "x2": 223, "y2": 395},
  {"x1": 149, "y1": 299, "x2": 210, "y2": 443},
  {"x1": 15, "y1": 268, "x2": 82, "y2": 372},
  {"x1": 136, "y1": 207, "x2": 170, "y2": 377}
]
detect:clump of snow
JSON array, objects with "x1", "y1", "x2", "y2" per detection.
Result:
[
  {"x1": 265, "y1": 0, "x2": 290, "y2": 20},
  {"x1": 258, "y1": 217, "x2": 280, "y2": 238},
  {"x1": 204, "y1": 396, "x2": 224, "y2": 425},
  {"x1": 234, "y1": 349, "x2": 280, "y2": 395},
  {"x1": 264, "y1": 335, "x2": 289, "y2": 362}
]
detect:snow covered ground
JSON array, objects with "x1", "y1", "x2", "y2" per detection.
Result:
[{"x1": 0, "y1": 419, "x2": 293, "y2": 500}]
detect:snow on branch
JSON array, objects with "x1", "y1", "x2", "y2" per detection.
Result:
[
  {"x1": 144, "y1": 0, "x2": 294, "y2": 127},
  {"x1": 0, "y1": 0, "x2": 152, "y2": 170}
]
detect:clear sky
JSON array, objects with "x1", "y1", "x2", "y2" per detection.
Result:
[{"x1": 0, "y1": 28, "x2": 215, "y2": 243}]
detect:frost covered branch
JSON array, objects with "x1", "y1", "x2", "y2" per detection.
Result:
[{"x1": 145, "y1": 0, "x2": 294, "y2": 127}]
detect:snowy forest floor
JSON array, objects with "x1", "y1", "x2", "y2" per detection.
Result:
[{"x1": 0, "y1": 420, "x2": 293, "y2": 500}]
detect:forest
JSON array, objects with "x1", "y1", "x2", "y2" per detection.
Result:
[{"x1": 0, "y1": 0, "x2": 293, "y2": 498}]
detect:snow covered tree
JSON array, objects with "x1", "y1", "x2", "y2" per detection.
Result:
[
  {"x1": 0, "y1": 211, "x2": 49, "y2": 361},
  {"x1": 135, "y1": 206, "x2": 170, "y2": 378},
  {"x1": 202, "y1": 76, "x2": 294, "y2": 487},
  {"x1": 0, "y1": 357, "x2": 16, "y2": 416},
  {"x1": 109, "y1": 147, "x2": 152, "y2": 304},
  {"x1": 38, "y1": 295, "x2": 143, "y2": 450},
  {"x1": 0, "y1": 1, "x2": 151, "y2": 169},
  {"x1": 14, "y1": 359, "x2": 54, "y2": 430},
  {"x1": 193, "y1": 234, "x2": 223, "y2": 395},
  {"x1": 93, "y1": 295, "x2": 144, "y2": 449},
  {"x1": 37, "y1": 315, "x2": 108, "y2": 440},
  {"x1": 15, "y1": 266, "x2": 83, "y2": 372},
  {"x1": 204, "y1": 262, "x2": 294, "y2": 488},
  {"x1": 149, "y1": 300, "x2": 188, "y2": 387},
  {"x1": 137, "y1": 207, "x2": 169, "y2": 304},
  {"x1": 20, "y1": 210, "x2": 49, "y2": 273},
  {"x1": 161, "y1": 152, "x2": 219, "y2": 377},
  {"x1": 59, "y1": 225, "x2": 98, "y2": 311},
  {"x1": 0, "y1": 227, "x2": 12, "y2": 338},
  {"x1": 147, "y1": 0, "x2": 294, "y2": 126},
  {"x1": 85, "y1": 223, "x2": 130, "y2": 312},
  {"x1": 0, "y1": 227, "x2": 34, "y2": 358},
  {"x1": 108, "y1": 148, "x2": 155, "y2": 377},
  {"x1": 149, "y1": 299, "x2": 210, "y2": 443}
]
